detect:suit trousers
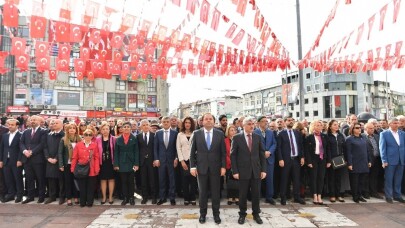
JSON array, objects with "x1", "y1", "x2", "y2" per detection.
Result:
[
  {"x1": 158, "y1": 162, "x2": 176, "y2": 200},
  {"x1": 0, "y1": 167, "x2": 5, "y2": 197},
  {"x1": 141, "y1": 158, "x2": 157, "y2": 199},
  {"x1": 197, "y1": 169, "x2": 221, "y2": 216},
  {"x1": 280, "y1": 157, "x2": 301, "y2": 200},
  {"x1": 63, "y1": 164, "x2": 78, "y2": 199},
  {"x1": 120, "y1": 172, "x2": 135, "y2": 200},
  {"x1": 239, "y1": 173, "x2": 261, "y2": 216},
  {"x1": 327, "y1": 167, "x2": 343, "y2": 197},
  {"x1": 309, "y1": 156, "x2": 326, "y2": 195},
  {"x1": 368, "y1": 157, "x2": 382, "y2": 195},
  {"x1": 77, "y1": 176, "x2": 96, "y2": 206},
  {"x1": 265, "y1": 163, "x2": 275, "y2": 200},
  {"x1": 48, "y1": 176, "x2": 65, "y2": 199},
  {"x1": 3, "y1": 162, "x2": 24, "y2": 198},
  {"x1": 25, "y1": 162, "x2": 46, "y2": 199},
  {"x1": 384, "y1": 164, "x2": 404, "y2": 199},
  {"x1": 349, "y1": 172, "x2": 367, "y2": 200},
  {"x1": 181, "y1": 160, "x2": 197, "y2": 202}
]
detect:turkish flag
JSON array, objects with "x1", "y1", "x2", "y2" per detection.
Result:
[
  {"x1": 396, "y1": 55, "x2": 405, "y2": 68},
  {"x1": 254, "y1": 9, "x2": 261, "y2": 28},
  {"x1": 76, "y1": 71, "x2": 84, "y2": 80},
  {"x1": 367, "y1": 14, "x2": 375, "y2": 40},
  {"x1": 35, "y1": 41, "x2": 49, "y2": 58},
  {"x1": 87, "y1": 71, "x2": 95, "y2": 80},
  {"x1": 186, "y1": 0, "x2": 197, "y2": 14},
  {"x1": 372, "y1": 58, "x2": 383, "y2": 70},
  {"x1": 57, "y1": 58, "x2": 70, "y2": 72},
  {"x1": 2, "y1": 3, "x2": 19, "y2": 27},
  {"x1": 237, "y1": 0, "x2": 248, "y2": 16},
  {"x1": 141, "y1": 20, "x2": 152, "y2": 32},
  {"x1": 120, "y1": 71, "x2": 128, "y2": 80},
  {"x1": 74, "y1": 59, "x2": 86, "y2": 72},
  {"x1": 200, "y1": 0, "x2": 210, "y2": 24},
  {"x1": 70, "y1": 24, "x2": 83, "y2": 42},
  {"x1": 59, "y1": 8, "x2": 71, "y2": 21},
  {"x1": 395, "y1": 41, "x2": 403, "y2": 57},
  {"x1": 345, "y1": 0, "x2": 351, "y2": 4},
  {"x1": 84, "y1": 0, "x2": 100, "y2": 26},
  {"x1": 379, "y1": 4, "x2": 388, "y2": 31},
  {"x1": 121, "y1": 62, "x2": 130, "y2": 75},
  {"x1": 48, "y1": 70, "x2": 57, "y2": 80},
  {"x1": 335, "y1": 95, "x2": 341, "y2": 107},
  {"x1": 58, "y1": 44, "x2": 71, "y2": 59},
  {"x1": 393, "y1": 0, "x2": 401, "y2": 23},
  {"x1": 55, "y1": 21, "x2": 70, "y2": 42},
  {"x1": 376, "y1": 47, "x2": 382, "y2": 58},
  {"x1": 110, "y1": 32, "x2": 124, "y2": 49},
  {"x1": 385, "y1": 44, "x2": 392, "y2": 57},
  {"x1": 355, "y1": 23, "x2": 364, "y2": 45},
  {"x1": 232, "y1": 29, "x2": 245, "y2": 46},
  {"x1": 101, "y1": 20, "x2": 112, "y2": 34},
  {"x1": 367, "y1": 50, "x2": 374, "y2": 62},
  {"x1": 30, "y1": 16, "x2": 47, "y2": 38},
  {"x1": 211, "y1": 9, "x2": 221, "y2": 31},
  {"x1": 383, "y1": 56, "x2": 395, "y2": 70},
  {"x1": 91, "y1": 60, "x2": 105, "y2": 75},
  {"x1": 225, "y1": 23, "x2": 237, "y2": 38},
  {"x1": 89, "y1": 29, "x2": 102, "y2": 44},
  {"x1": 98, "y1": 49, "x2": 109, "y2": 60},
  {"x1": 157, "y1": 26, "x2": 167, "y2": 42},
  {"x1": 181, "y1": 34, "x2": 191, "y2": 50},
  {"x1": 150, "y1": 63, "x2": 158, "y2": 78},
  {"x1": 193, "y1": 37, "x2": 201, "y2": 55},
  {"x1": 120, "y1": 14, "x2": 136, "y2": 33},
  {"x1": 11, "y1": 37, "x2": 26, "y2": 56},
  {"x1": 130, "y1": 53, "x2": 140, "y2": 67},
  {"x1": 80, "y1": 47, "x2": 90, "y2": 60},
  {"x1": 105, "y1": 61, "x2": 117, "y2": 75},
  {"x1": 36, "y1": 56, "x2": 50, "y2": 72},
  {"x1": 16, "y1": 54, "x2": 29, "y2": 71},
  {"x1": 0, "y1": 52, "x2": 8, "y2": 69}
]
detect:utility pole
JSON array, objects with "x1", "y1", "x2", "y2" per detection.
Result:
[{"x1": 296, "y1": 0, "x2": 305, "y2": 120}]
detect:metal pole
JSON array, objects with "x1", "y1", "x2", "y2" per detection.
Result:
[
  {"x1": 296, "y1": 0, "x2": 305, "y2": 121},
  {"x1": 386, "y1": 71, "x2": 389, "y2": 119}
]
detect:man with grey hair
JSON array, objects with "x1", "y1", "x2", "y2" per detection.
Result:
[
  {"x1": 368, "y1": 118, "x2": 380, "y2": 134},
  {"x1": 379, "y1": 117, "x2": 405, "y2": 203},
  {"x1": 397, "y1": 115, "x2": 405, "y2": 131}
]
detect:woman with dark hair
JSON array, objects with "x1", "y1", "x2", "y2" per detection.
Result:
[
  {"x1": 224, "y1": 125, "x2": 239, "y2": 205},
  {"x1": 293, "y1": 121, "x2": 308, "y2": 198},
  {"x1": 78, "y1": 121, "x2": 87, "y2": 137},
  {"x1": 326, "y1": 120, "x2": 346, "y2": 203},
  {"x1": 176, "y1": 116, "x2": 197, "y2": 205},
  {"x1": 346, "y1": 123, "x2": 372, "y2": 203}
]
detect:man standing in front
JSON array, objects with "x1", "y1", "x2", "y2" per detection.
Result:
[
  {"x1": 231, "y1": 117, "x2": 267, "y2": 224},
  {"x1": 190, "y1": 113, "x2": 226, "y2": 224},
  {"x1": 379, "y1": 117, "x2": 405, "y2": 203}
]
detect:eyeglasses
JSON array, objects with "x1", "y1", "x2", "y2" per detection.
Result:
[{"x1": 83, "y1": 133, "x2": 93, "y2": 137}]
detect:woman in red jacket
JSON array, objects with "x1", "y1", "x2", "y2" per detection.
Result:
[
  {"x1": 71, "y1": 129, "x2": 100, "y2": 207},
  {"x1": 225, "y1": 125, "x2": 238, "y2": 205}
]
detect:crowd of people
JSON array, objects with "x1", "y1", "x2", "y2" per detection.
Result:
[{"x1": 0, "y1": 113, "x2": 404, "y2": 225}]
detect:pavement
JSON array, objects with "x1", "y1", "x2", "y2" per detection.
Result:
[{"x1": 0, "y1": 197, "x2": 404, "y2": 228}]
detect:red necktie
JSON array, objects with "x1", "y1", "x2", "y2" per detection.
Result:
[
  {"x1": 247, "y1": 134, "x2": 252, "y2": 152},
  {"x1": 31, "y1": 128, "x2": 36, "y2": 138}
]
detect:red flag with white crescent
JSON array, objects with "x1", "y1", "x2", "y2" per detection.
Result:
[{"x1": 30, "y1": 16, "x2": 47, "y2": 38}]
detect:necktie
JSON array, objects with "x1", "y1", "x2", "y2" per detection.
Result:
[
  {"x1": 247, "y1": 134, "x2": 252, "y2": 152},
  {"x1": 288, "y1": 130, "x2": 296, "y2": 156},
  {"x1": 164, "y1": 130, "x2": 169, "y2": 148},
  {"x1": 144, "y1": 133, "x2": 147, "y2": 144},
  {"x1": 31, "y1": 128, "x2": 36, "y2": 138},
  {"x1": 261, "y1": 130, "x2": 265, "y2": 138},
  {"x1": 206, "y1": 131, "x2": 211, "y2": 149}
]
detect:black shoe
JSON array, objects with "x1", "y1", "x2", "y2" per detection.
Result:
[
  {"x1": 152, "y1": 198, "x2": 157, "y2": 204},
  {"x1": 101, "y1": 200, "x2": 106, "y2": 205},
  {"x1": 22, "y1": 198, "x2": 34, "y2": 204},
  {"x1": 199, "y1": 215, "x2": 206, "y2": 224},
  {"x1": 184, "y1": 201, "x2": 190, "y2": 205},
  {"x1": 265, "y1": 198, "x2": 276, "y2": 205},
  {"x1": 294, "y1": 198, "x2": 306, "y2": 205},
  {"x1": 15, "y1": 197, "x2": 22, "y2": 203},
  {"x1": 238, "y1": 216, "x2": 246, "y2": 224},
  {"x1": 121, "y1": 198, "x2": 129, "y2": 206},
  {"x1": 87, "y1": 204, "x2": 93, "y2": 207},
  {"x1": 45, "y1": 198, "x2": 55, "y2": 204},
  {"x1": 59, "y1": 198, "x2": 65, "y2": 205},
  {"x1": 394, "y1": 197, "x2": 405, "y2": 203},
  {"x1": 37, "y1": 198, "x2": 45, "y2": 204},
  {"x1": 363, "y1": 195, "x2": 370, "y2": 199},
  {"x1": 214, "y1": 215, "x2": 221, "y2": 224},
  {"x1": 170, "y1": 199, "x2": 176, "y2": 205},
  {"x1": 359, "y1": 197, "x2": 367, "y2": 202},
  {"x1": 386, "y1": 198, "x2": 393, "y2": 204},
  {"x1": 227, "y1": 200, "x2": 233, "y2": 205},
  {"x1": 235, "y1": 200, "x2": 239, "y2": 206},
  {"x1": 129, "y1": 198, "x2": 135, "y2": 205},
  {"x1": 2, "y1": 196, "x2": 14, "y2": 203},
  {"x1": 353, "y1": 198, "x2": 360, "y2": 203},
  {"x1": 190, "y1": 201, "x2": 196, "y2": 205},
  {"x1": 141, "y1": 199, "x2": 147, "y2": 204},
  {"x1": 157, "y1": 199, "x2": 167, "y2": 205},
  {"x1": 80, "y1": 204, "x2": 86, "y2": 207},
  {"x1": 253, "y1": 215, "x2": 263, "y2": 224},
  {"x1": 371, "y1": 194, "x2": 383, "y2": 199},
  {"x1": 281, "y1": 198, "x2": 286, "y2": 205},
  {"x1": 109, "y1": 200, "x2": 114, "y2": 205}
]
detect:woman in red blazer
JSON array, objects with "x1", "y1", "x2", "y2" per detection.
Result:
[
  {"x1": 71, "y1": 129, "x2": 100, "y2": 207},
  {"x1": 225, "y1": 125, "x2": 238, "y2": 205}
]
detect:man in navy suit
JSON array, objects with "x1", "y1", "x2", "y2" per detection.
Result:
[
  {"x1": 276, "y1": 116, "x2": 306, "y2": 205},
  {"x1": 0, "y1": 119, "x2": 23, "y2": 203},
  {"x1": 0, "y1": 121, "x2": 10, "y2": 202},
  {"x1": 379, "y1": 117, "x2": 405, "y2": 203},
  {"x1": 20, "y1": 115, "x2": 47, "y2": 204},
  {"x1": 154, "y1": 116, "x2": 178, "y2": 205},
  {"x1": 254, "y1": 116, "x2": 277, "y2": 205}
]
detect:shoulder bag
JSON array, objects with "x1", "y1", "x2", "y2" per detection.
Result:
[{"x1": 74, "y1": 149, "x2": 93, "y2": 178}]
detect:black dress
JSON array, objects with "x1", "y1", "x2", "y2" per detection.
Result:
[{"x1": 99, "y1": 139, "x2": 114, "y2": 180}]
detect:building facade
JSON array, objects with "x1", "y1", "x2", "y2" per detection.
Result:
[{"x1": 242, "y1": 84, "x2": 283, "y2": 117}]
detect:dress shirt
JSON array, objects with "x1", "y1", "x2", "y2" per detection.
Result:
[
  {"x1": 163, "y1": 128, "x2": 171, "y2": 140},
  {"x1": 143, "y1": 132, "x2": 149, "y2": 144},
  {"x1": 203, "y1": 128, "x2": 213, "y2": 146},
  {"x1": 9, "y1": 131, "x2": 17, "y2": 146},
  {"x1": 287, "y1": 129, "x2": 298, "y2": 157},
  {"x1": 390, "y1": 128, "x2": 400, "y2": 145}
]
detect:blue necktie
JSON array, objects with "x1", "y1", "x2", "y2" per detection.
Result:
[{"x1": 206, "y1": 131, "x2": 211, "y2": 149}]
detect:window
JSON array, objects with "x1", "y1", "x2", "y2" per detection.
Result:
[
  {"x1": 290, "y1": 103, "x2": 294, "y2": 111},
  {"x1": 128, "y1": 94, "x2": 137, "y2": 108},
  {"x1": 306, "y1": 85, "x2": 311, "y2": 92},
  {"x1": 147, "y1": 79, "x2": 157, "y2": 92},
  {"x1": 83, "y1": 78, "x2": 94, "y2": 87},
  {"x1": 69, "y1": 72, "x2": 80, "y2": 87},
  {"x1": 323, "y1": 70, "x2": 331, "y2": 75},
  {"x1": 251, "y1": 100, "x2": 255, "y2": 105},
  {"x1": 324, "y1": 83, "x2": 329, "y2": 90},
  {"x1": 128, "y1": 81, "x2": 137, "y2": 91},
  {"x1": 296, "y1": 112, "x2": 299, "y2": 118},
  {"x1": 314, "y1": 84, "x2": 320, "y2": 91},
  {"x1": 107, "y1": 93, "x2": 126, "y2": 108},
  {"x1": 313, "y1": 97, "x2": 318, "y2": 103},
  {"x1": 116, "y1": 80, "x2": 126, "y2": 91},
  {"x1": 315, "y1": 71, "x2": 320, "y2": 77},
  {"x1": 147, "y1": 95, "x2": 157, "y2": 107},
  {"x1": 306, "y1": 73, "x2": 311, "y2": 79},
  {"x1": 304, "y1": 98, "x2": 308, "y2": 104},
  {"x1": 138, "y1": 94, "x2": 146, "y2": 108},
  {"x1": 314, "y1": 111, "x2": 318, "y2": 116},
  {"x1": 305, "y1": 111, "x2": 309, "y2": 117}
]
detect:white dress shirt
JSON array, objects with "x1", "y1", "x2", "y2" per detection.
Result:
[{"x1": 390, "y1": 129, "x2": 400, "y2": 145}]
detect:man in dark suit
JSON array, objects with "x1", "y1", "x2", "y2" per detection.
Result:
[
  {"x1": 231, "y1": 117, "x2": 267, "y2": 225},
  {"x1": 190, "y1": 113, "x2": 226, "y2": 225},
  {"x1": 277, "y1": 116, "x2": 306, "y2": 205},
  {"x1": 137, "y1": 119, "x2": 157, "y2": 204},
  {"x1": 20, "y1": 115, "x2": 47, "y2": 204},
  {"x1": 153, "y1": 116, "x2": 178, "y2": 205},
  {"x1": 0, "y1": 120, "x2": 11, "y2": 202}
]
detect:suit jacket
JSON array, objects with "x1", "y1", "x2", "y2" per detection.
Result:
[
  {"x1": 137, "y1": 132, "x2": 155, "y2": 166},
  {"x1": 154, "y1": 129, "x2": 178, "y2": 164},
  {"x1": 362, "y1": 133, "x2": 380, "y2": 163},
  {"x1": 0, "y1": 125, "x2": 9, "y2": 144},
  {"x1": 230, "y1": 132, "x2": 266, "y2": 180},
  {"x1": 190, "y1": 128, "x2": 226, "y2": 176},
  {"x1": 20, "y1": 127, "x2": 47, "y2": 164},
  {"x1": 254, "y1": 128, "x2": 277, "y2": 165},
  {"x1": 276, "y1": 129, "x2": 304, "y2": 163},
  {"x1": 0, "y1": 131, "x2": 22, "y2": 165},
  {"x1": 114, "y1": 134, "x2": 139, "y2": 172},
  {"x1": 304, "y1": 133, "x2": 331, "y2": 164},
  {"x1": 379, "y1": 129, "x2": 405, "y2": 166}
]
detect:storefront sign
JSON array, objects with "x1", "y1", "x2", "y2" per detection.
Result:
[{"x1": 7, "y1": 106, "x2": 29, "y2": 113}]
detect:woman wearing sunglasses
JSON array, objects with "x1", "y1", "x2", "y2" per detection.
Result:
[
  {"x1": 346, "y1": 123, "x2": 372, "y2": 203},
  {"x1": 71, "y1": 129, "x2": 100, "y2": 207}
]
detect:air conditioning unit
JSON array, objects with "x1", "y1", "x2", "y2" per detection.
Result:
[
  {"x1": 24, "y1": 101, "x2": 30, "y2": 105},
  {"x1": 56, "y1": 111, "x2": 61, "y2": 115},
  {"x1": 97, "y1": 106, "x2": 104, "y2": 111},
  {"x1": 44, "y1": 105, "x2": 50, "y2": 109},
  {"x1": 29, "y1": 104, "x2": 34, "y2": 109}
]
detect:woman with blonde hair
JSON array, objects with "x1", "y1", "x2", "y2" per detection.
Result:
[
  {"x1": 58, "y1": 123, "x2": 82, "y2": 206},
  {"x1": 224, "y1": 125, "x2": 239, "y2": 205}
]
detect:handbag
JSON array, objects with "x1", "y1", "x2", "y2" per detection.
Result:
[
  {"x1": 74, "y1": 149, "x2": 93, "y2": 178},
  {"x1": 331, "y1": 155, "x2": 347, "y2": 169}
]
